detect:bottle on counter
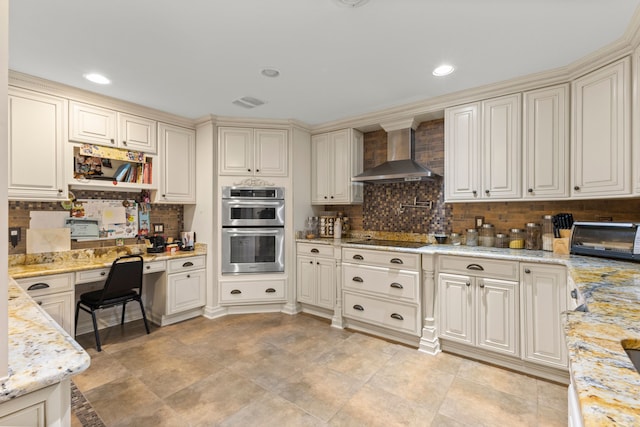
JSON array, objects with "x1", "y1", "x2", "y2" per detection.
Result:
[
  {"x1": 542, "y1": 214, "x2": 554, "y2": 251},
  {"x1": 334, "y1": 217, "x2": 342, "y2": 240},
  {"x1": 479, "y1": 223, "x2": 495, "y2": 247},
  {"x1": 509, "y1": 228, "x2": 525, "y2": 249},
  {"x1": 525, "y1": 223, "x2": 541, "y2": 250},
  {"x1": 466, "y1": 228, "x2": 478, "y2": 246}
]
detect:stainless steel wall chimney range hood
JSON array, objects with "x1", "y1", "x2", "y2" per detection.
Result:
[{"x1": 352, "y1": 118, "x2": 440, "y2": 184}]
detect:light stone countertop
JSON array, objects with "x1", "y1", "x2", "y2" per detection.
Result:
[{"x1": 1, "y1": 280, "x2": 90, "y2": 402}]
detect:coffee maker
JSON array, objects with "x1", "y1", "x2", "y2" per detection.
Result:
[{"x1": 181, "y1": 231, "x2": 195, "y2": 251}]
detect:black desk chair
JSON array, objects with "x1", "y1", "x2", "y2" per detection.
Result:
[{"x1": 75, "y1": 254, "x2": 150, "y2": 351}]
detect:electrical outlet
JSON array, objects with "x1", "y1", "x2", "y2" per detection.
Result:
[{"x1": 9, "y1": 227, "x2": 21, "y2": 248}]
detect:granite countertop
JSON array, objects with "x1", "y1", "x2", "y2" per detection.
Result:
[{"x1": 1, "y1": 281, "x2": 90, "y2": 402}]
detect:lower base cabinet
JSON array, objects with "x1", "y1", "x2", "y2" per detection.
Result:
[
  {"x1": 0, "y1": 379, "x2": 70, "y2": 427},
  {"x1": 296, "y1": 242, "x2": 337, "y2": 314},
  {"x1": 16, "y1": 273, "x2": 74, "y2": 335},
  {"x1": 219, "y1": 280, "x2": 286, "y2": 304}
]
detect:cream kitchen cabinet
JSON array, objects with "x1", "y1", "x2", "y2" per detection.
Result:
[
  {"x1": 571, "y1": 57, "x2": 631, "y2": 198},
  {"x1": 219, "y1": 280, "x2": 286, "y2": 304},
  {"x1": 311, "y1": 129, "x2": 363, "y2": 205},
  {"x1": 156, "y1": 123, "x2": 196, "y2": 203},
  {"x1": 69, "y1": 101, "x2": 158, "y2": 153},
  {"x1": 0, "y1": 379, "x2": 70, "y2": 427},
  {"x1": 437, "y1": 256, "x2": 519, "y2": 357},
  {"x1": 520, "y1": 262, "x2": 568, "y2": 368},
  {"x1": 296, "y1": 242, "x2": 337, "y2": 314},
  {"x1": 8, "y1": 87, "x2": 67, "y2": 201},
  {"x1": 16, "y1": 273, "x2": 74, "y2": 336},
  {"x1": 444, "y1": 94, "x2": 521, "y2": 201},
  {"x1": 218, "y1": 127, "x2": 288, "y2": 176},
  {"x1": 523, "y1": 84, "x2": 570, "y2": 199}
]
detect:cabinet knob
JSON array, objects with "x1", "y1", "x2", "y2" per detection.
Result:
[
  {"x1": 472, "y1": 190, "x2": 477, "y2": 196},
  {"x1": 146, "y1": 265, "x2": 151, "y2": 269},
  {"x1": 466, "y1": 282, "x2": 471, "y2": 287},
  {"x1": 186, "y1": 274, "x2": 191, "y2": 278},
  {"x1": 57, "y1": 189, "x2": 63, "y2": 193},
  {"x1": 317, "y1": 262, "x2": 320, "y2": 265},
  {"x1": 309, "y1": 261, "x2": 313, "y2": 264},
  {"x1": 247, "y1": 169, "x2": 252, "y2": 172},
  {"x1": 390, "y1": 313, "x2": 404, "y2": 320},
  {"x1": 353, "y1": 304, "x2": 364, "y2": 311},
  {"x1": 230, "y1": 289, "x2": 241, "y2": 294},
  {"x1": 570, "y1": 289, "x2": 578, "y2": 299},
  {"x1": 527, "y1": 188, "x2": 533, "y2": 193},
  {"x1": 162, "y1": 194, "x2": 166, "y2": 198},
  {"x1": 485, "y1": 189, "x2": 490, "y2": 195},
  {"x1": 524, "y1": 268, "x2": 531, "y2": 274},
  {"x1": 122, "y1": 140, "x2": 127, "y2": 146},
  {"x1": 330, "y1": 196, "x2": 334, "y2": 199},
  {"x1": 324, "y1": 196, "x2": 328, "y2": 199},
  {"x1": 574, "y1": 186, "x2": 580, "y2": 191},
  {"x1": 256, "y1": 169, "x2": 260, "y2": 172},
  {"x1": 110, "y1": 138, "x2": 115, "y2": 144},
  {"x1": 100, "y1": 271, "x2": 106, "y2": 276},
  {"x1": 479, "y1": 282, "x2": 485, "y2": 288}
]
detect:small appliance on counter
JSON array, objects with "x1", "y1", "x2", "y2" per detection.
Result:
[
  {"x1": 180, "y1": 231, "x2": 195, "y2": 251},
  {"x1": 570, "y1": 222, "x2": 640, "y2": 262},
  {"x1": 146, "y1": 235, "x2": 166, "y2": 253}
]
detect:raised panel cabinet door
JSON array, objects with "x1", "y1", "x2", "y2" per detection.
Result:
[
  {"x1": 254, "y1": 129, "x2": 288, "y2": 176},
  {"x1": 158, "y1": 123, "x2": 196, "y2": 203},
  {"x1": 167, "y1": 270, "x2": 206, "y2": 315},
  {"x1": 477, "y1": 278, "x2": 519, "y2": 357},
  {"x1": 8, "y1": 89, "x2": 67, "y2": 200},
  {"x1": 521, "y1": 263, "x2": 568, "y2": 368},
  {"x1": 523, "y1": 84, "x2": 570, "y2": 199},
  {"x1": 69, "y1": 101, "x2": 117, "y2": 146},
  {"x1": 482, "y1": 93, "x2": 522, "y2": 199},
  {"x1": 33, "y1": 292, "x2": 74, "y2": 336},
  {"x1": 218, "y1": 127, "x2": 254, "y2": 175},
  {"x1": 444, "y1": 103, "x2": 481, "y2": 201},
  {"x1": 316, "y1": 258, "x2": 336, "y2": 310},
  {"x1": 311, "y1": 133, "x2": 331, "y2": 203},
  {"x1": 438, "y1": 273, "x2": 474, "y2": 345},
  {"x1": 296, "y1": 255, "x2": 316, "y2": 305},
  {"x1": 572, "y1": 57, "x2": 631, "y2": 197},
  {"x1": 118, "y1": 112, "x2": 157, "y2": 153},
  {"x1": 330, "y1": 129, "x2": 351, "y2": 202}
]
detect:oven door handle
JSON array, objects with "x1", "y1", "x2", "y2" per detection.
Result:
[
  {"x1": 224, "y1": 228, "x2": 283, "y2": 235},
  {"x1": 224, "y1": 200, "x2": 284, "y2": 207}
]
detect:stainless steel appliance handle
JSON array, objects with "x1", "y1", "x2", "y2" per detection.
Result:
[{"x1": 225, "y1": 228, "x2": 283, "y2": 235}]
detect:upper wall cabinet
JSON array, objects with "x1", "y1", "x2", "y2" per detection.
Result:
[
  {"x1": 571, "y1": 57, "x2": 631, "y2": 198},
  {"x1": 523, "y1": 84, "x2": 570, "y2": 199},
  {"x1": 8, "y1": 88, "x2": 68, "y2": 201},
  {"x1": 218, "y1": 127, "x2": 288, "y2": 177},
  {"x1": 444, "y1": 103, "x2": 480, "y2": 201},
  {"x1": 311, "y1": 129, "x2": 363, "y2": 205},
  {"x1": 157, "y1": 123, "x2": 196, "y2": 203},
  {"x1": 69, "y1": 101, "x2": 158, "y2": 153}
]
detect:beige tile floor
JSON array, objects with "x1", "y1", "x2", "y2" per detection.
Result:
[{"x1": 72, "y1": 313, "x2": 568, "y2": 427}]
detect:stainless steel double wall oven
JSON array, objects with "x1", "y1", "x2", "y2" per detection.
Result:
[{"x1": 221, "y1": 187, "x2": 285, "y2": 274}]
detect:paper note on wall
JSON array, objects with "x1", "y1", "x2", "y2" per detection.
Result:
[
  {"x1": 102, "y1": 206, "x2": 127, "y2": 225},
  {"x1": 29, "y1": 211, "x2": 70, "y2": 229}
]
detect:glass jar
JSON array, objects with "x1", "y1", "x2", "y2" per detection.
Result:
[
  {"x1": 509, "y1": 228, "x2": 525, "y2": 249},
  {"x1": 466, "y1": 229, "x2": 478, "y2": 246},
  {"x1": 450, "y1": 232, "x2": 462, "y2": 246},
  {"x1": 542, "y1": 214, "x2": 554, "y2": 251},
  {"x1": 479, "y1": 223, "x2": 495, "y2": 247},
  {"x1": 495, "y1": 233, "x2": 509, "y2": 248},
  {"x1": 525, "y1": 223, "x2": 541, "y2": 250},
  {"x1": 305, "y1": 217, "x2": 318, "y2": 239}
]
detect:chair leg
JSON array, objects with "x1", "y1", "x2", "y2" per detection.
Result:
[
  {"x1": 90, "y1": 309, "x2": 102, "y2": 352},
  {"x1": 74, "y1": 301, "x2": 81, "y2": 337},
  {"x1": 137, "y1": 299, "x2": 151, "y2": 335},
  {"x1": 121, "y1": 302, "x2": 127, "y2": 325}
]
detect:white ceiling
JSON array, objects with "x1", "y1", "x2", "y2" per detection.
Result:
[{"x1": 8, "y1": 0, "x2": 640, "y2": 126}]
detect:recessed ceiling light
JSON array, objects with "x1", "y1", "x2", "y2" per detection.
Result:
[
  {"x1": 83, "y1": 73, "x2": 111, "y2": 85},
  {"x1": 432, "y1": 65, "x2": 455, "y2": 77},
  {"x1": 261, "y1": 68, "x2": 280, "y2": 78},
  {"x1": 333, "y1": 0, "x2": 369, "y2": 8}
]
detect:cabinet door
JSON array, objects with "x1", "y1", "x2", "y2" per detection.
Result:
[
  {"x1": 32, "y1": 292, "x2": 74, "y2": 336},
  {"x1": 438, "y1": 273, "x2": 473, "y2": 345},
  {"x1": 69, "y1": 101, "x2": 117, "y2": 146},
  {"x1": 444, "y1": 103, "x2": 481, "y2": 201},
  {"x1": 482, "y1": 94, "x2": 522, "y2": 199},
  {"x1": 255, "y1": 129, "x2": 288, "y2": 176},
  {"x1": 8, "y1": 89, "x2": 67, "y2": 200},
  {"x1": 330, "y1": 130, "x2": 352, "y2": 202},
  {"x1": 158, "y1": 123, "x2": 196, "y2": 203},
  {"x1": 297, "y1": 255, "x2": 316, "y2": 305},
  {"x1": 523, "y1": 84, "x2": 570, "y2": 199},
  {"x1": 311, "y1": 133, "x2": 331, "y2": 203},
  {"x1": 316, "y1": 258, "x2": 336, "y2": 310},
  {"x1": 572, "y1": 57, "x2": 631, "y2": 197},
  {"x1": 167, "y1": 270, "x2": 206, "y2": 315},
  {"x1": 118, "y1": 112, "x2": 157, "y2": 153},
  {"x1": 477, "y1": 278, "x2": 519, "y2": 357},
  {"x1": 521, "y1": 263, "x2": 568, "y2": 368},
  {"x1": 218, "y1": 127, "x2": 254, "y2": 175}
]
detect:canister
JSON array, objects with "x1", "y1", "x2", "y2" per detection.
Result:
[
  {"x1": 509, "y1": 228, "x2": 525, "y2": 249},
  {"x1": 466, "y1": 229, "x2": 478, "y2": 246},
  {"x1": 495, "y1": 233, "x2": 509, "y2": 248},
  {"x1": 542, "y1": 215, "x2": 554, "y2": 251},
  {"x1": 450, "y1": 232, "x2": 462, "y2": 246},
  {"x1": 479, "y1": 223, "x2": 495, "y2": 247},
  {"x1": 525, "y1": 223, "x2": 541, "y2": 250}
]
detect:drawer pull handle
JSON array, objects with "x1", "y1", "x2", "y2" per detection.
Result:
[
  {"x1": 352, "y1": 276, "x2": 364, "y2": 283},
  {"x1": 466, "y1": 264, "x2": 484, "y2": 271},
  {"x1": 390, "y1": 313, "x2": 404, "y2": 320},
  {"x1": 183, "y1": 261, "x2": 194, "y2": 267},
  {"x1": 311, "y1": 248, "x2": 319, "y2": 253},
  {"x1": 570, "y1": 289, "x2": 578, "y2": 299},
  {"x1": 265, "y1": 288, "x2": 276, "y2": 293},
  {"x1": 28, "y1": 283, "x2": 50, "y2": 291},
  {"x1": 524, "y1": 268, "x2": 531, "y2": 274},
  {"x1": 230, "y1": 289, "x2": 242, "y2": 295},
  {"x1": 390, "y1": 258, "x2": 403, "y2": 264},
  {"x1": 390, "y1": 282, "x2": 403, "y2": 289},
  {"x1": 353, "y1": 304, "x2": 364, "y2": 311},
  {"x1": 353, "y1": 254, "x2": 364, "y2": 260}
]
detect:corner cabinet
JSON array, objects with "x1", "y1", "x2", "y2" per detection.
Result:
[
  {"x1": 8, "y1": 88, "x2": 68, "y2": 201},
  {"x1": 571, "y1": 57, "x2": 631, "y2": 198},
  {"x1": 218, "y1": 127, "x2": 288, "y2": 177},
  {"x1": 311, "y1": 129, "x2": 363, "y2": 205},
  {"x1": 156, "y1": 123, "x2": 196, "y2": 203}
]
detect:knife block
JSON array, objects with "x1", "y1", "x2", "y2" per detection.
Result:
[{"x1": 553, "y1": 230, "x2": 571, "y2": 254}]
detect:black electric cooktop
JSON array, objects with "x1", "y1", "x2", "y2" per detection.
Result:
[{"x1": 345, "y1": 239, "x2": 429, "y2": 249}]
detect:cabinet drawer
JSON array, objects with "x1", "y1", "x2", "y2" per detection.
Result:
[
  {"x1": 343, "y1": 291, "x2": 420, "y2": 336},
  {"x1": 438, "y1": 255, "x2": 519, "y2": 281},
  {"x1": 342, "y1": 248, "x2": 420, "y2": 270},
  {"x1": 75, "y1": 268, "x2": 110, "y2": 284},
  {"x1": 17, "y1": 273, "x2": 73, "y2": 297},
  {"x1": 342, "y1": 264, "x2": 419, "y2": 303},
  {"x1": 143, "y1": 260, "x2": 166, "y2": 274},
  {"x1": 220, "y1": 280, "x2": 285, "y2": 304},
  {"x1": 167, "y1": 256, "x2": 205, "y2": 273},
  {"x1": 297, "y1": 242, "x2": 336, "y2": 258}
]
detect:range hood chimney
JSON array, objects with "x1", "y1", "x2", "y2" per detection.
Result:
[{"x1": 352, "y1": 118, "x2": 440, "y2": 183}]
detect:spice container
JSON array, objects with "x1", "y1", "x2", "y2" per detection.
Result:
[
  {"x1": 479, "y1": 223, "x2": 495, "y2": 247},
  {"x1": 450, "y1": 232, "x2": 462, "y2": 246},
  {"x1": 525, "y1": 223, "x2": 541, "y2": 250},
  {"x1": 509, "y1": 228, "x2": 525, "y2": 249},
  {"x1": 542, "y1": 214, "x2": 554, "y2": 251},
  {"x1": 465, "y1": 229, "x2": 478, "y2": 246},
  {"x1": 495, "y1": 233, "x2": 509, "y2": 248}
]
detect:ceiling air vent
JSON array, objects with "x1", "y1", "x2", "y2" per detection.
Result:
[{"x1": 232, "y1": 96, "x2": 266, "y2": 109}]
